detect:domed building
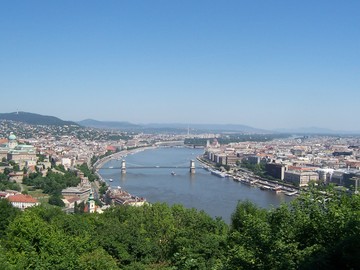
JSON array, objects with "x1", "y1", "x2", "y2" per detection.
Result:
[
  {"x1": 0, "y1": 133, "x2": 15, "y2": 160},
  {"x1": 0, "y1": 133, "x2": 36, "y2": 167},
  {"x1": 8, "y1": 132, "x2": 18, "y2": 149}
]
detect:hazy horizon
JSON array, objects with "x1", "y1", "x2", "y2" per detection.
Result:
[
  {"x1": 2, "y1": 111, "x2": 360, "y2": 133},
  {"x1": 1, "y1": 1, "x2": 359, "y2": 131}
]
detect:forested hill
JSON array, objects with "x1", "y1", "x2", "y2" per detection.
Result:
[
  {"x1": 0, "y1": 188, "x2": 359, "y2": 269},
  {"x1": 0, "y1": 112, "x2": 79, "y2": 126},
  {"x1": 78, "y1": 119, "x2": 140, "y2": 129}
]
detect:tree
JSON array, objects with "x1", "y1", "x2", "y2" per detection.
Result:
[
  {"x1": 75, "y1": 201, "x2": 85, "y2": 214},
  {"x1": 37, "y1": 154, "x2": 46, "y2": 162},
  {"x1": 77, "y1": 163, "x2": 98, "y2": 182},
  {"x1": 3, "y1": 168, "x2": 11, "y2": 175},
  {"x1": 99, "y1": 182, "x2": 108, "y2": 196},
  {"x1": 0, "y1": 173, "x2": 20, "y2": 191},
  {"x1": 0, "y1": 199, "x2": 20, "y2": 238},
  {"x1": 48, "y1": 195, "x2": 65, "y2": 207},
  {"x1": 12, "y1": 164, "x2": 20, "y2": 172},
  {"x1": 78, "y1": 247, "x2": 119, "y2": 270},
  {"x1": 3, "y1": 208, "x2": 80, "y2": 269},
  {"x1": 226, "y1": 201, "x2": 270, "y2": 269}
]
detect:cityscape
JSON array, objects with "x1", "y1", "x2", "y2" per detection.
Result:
[
  {"x1": 1, "y1": 115, "x2": 360, "y2": 209},
  {"x1": 1, "y1": 114, "x2": 360, "y2": 268},
  {"x1": 1, "y1": 1, "x2": 359, "y2": 269}
]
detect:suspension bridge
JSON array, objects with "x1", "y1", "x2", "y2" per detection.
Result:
[{"x1": 100, "y1": 160, "x2": 196, "y2": 174}]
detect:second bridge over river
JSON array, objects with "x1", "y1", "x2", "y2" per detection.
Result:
[{"x1": 101, "y1": 160, "x2": 196, "y2": 174}]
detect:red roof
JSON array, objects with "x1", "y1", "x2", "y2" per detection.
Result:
[
  {"x1": 7, "y1": 194, "x2": 38, "y2": 203},
  {"x1": 288, "y1": 166, "x2": 314, "y2": 171},
  {"x1": 106, "y1": 146, "x2": 117, "y2": 151}
]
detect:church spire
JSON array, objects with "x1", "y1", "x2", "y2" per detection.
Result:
[{"x1": 88, "y1": 190, "x2": 95, "y2": 213}]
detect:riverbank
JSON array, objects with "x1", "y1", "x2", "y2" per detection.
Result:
[
  {"x1": 196, "y1": 155, "x2": 299, "y2": 197},
  {"x1": 93, "y1": 146, "x2": 157, "y2": 204},
  {"x1": 93, "y1": 145, "x2": 157, "y2": 172}
]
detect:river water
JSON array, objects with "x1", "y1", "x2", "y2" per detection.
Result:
[{"x1": 98, "y1": 147, "x2": 292, "y2": 223}]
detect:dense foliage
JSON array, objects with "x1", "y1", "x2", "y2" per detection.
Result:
[
  {"x1": 0, "y1": 189, "x2": 359, "y2": 269},
  {"x1": 48, "y1": 195, "x2": 65, "y2": 207},
  {"x1": 77, "y1": 163, "x2": 98, "y2": 182},
  {"x1": 0, "y1": 173, "x2": 21, "y2": 191},
  {"x1": 23, "y1": 171, "x2": 80, "y2": 196},
  {"x1": 240, "y1": 160, "x2": 269, "y2": 179}
]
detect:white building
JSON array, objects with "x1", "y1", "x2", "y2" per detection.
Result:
[{"x1": 7, "y1": 194, "x2": 39, "y2": 210}]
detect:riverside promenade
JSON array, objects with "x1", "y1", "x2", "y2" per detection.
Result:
[
  {"x1": 93, "y1": 146, "x2": 157, "y2": 171},
  {"x1": 197, "y1": 156, "x2": 299, "y2": 196}
]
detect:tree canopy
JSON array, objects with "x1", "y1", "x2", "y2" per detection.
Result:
[
  {"x1": 23, "y1": 171, "x2": 80, "y2": 196},
  {"x1": 0, "y1": 189, "x2": 359, "y2": 269}
]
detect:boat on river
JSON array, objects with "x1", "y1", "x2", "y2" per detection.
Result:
[
  {"x1": 240, "y1": 178, "x2": 258, "y2": 186},
  {"x1": 271, "y1": 185, "x2": 282, "y2": 193},
  {"x1": 285, "y1": 191, "x2": 298, "y2": 196},
  {"x1": 210, "y1": 170, "x2": 226, "y2": 178}
]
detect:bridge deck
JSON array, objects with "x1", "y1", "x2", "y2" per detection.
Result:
[{"x1": 101, "y1": 166, "x2": 189, "y2": 169}]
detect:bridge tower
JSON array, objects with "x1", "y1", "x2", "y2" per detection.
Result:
[
  {"x1": 121, "y1": 160, "x2": 126, "y2": 174},
  {"x1": 190, "y1": 160, "x2": 195, "y2": 174}
]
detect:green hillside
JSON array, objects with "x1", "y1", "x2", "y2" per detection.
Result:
[{"x1": 0, "y1": 112, "x2": 79, "y2": 126}]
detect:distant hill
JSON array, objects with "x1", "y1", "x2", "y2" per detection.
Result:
[
  {"x1": 0, "y1": 112, "x2": 79, "y2": 126},
  {"x1": 274, "y1": 127, "x2": 360, "y2": 135},
  {"x1": 78, "y1": 119, "x2": 269, "y2": 133},
  {"x1": 143, "y1": 123, "x2": 269, "y2": 133},
  {"x1": 78, "y1": 119, "x2": 141, "y2": 130}
]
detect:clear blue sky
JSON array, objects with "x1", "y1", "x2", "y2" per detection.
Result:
[{"x1": 0, "y1": 0, "x2": 359, "y2": 131}]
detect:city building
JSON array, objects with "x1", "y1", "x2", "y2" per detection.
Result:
[
  {"x1": 61, "y1": 186, "x2": 91, "y2": 201},
  {"x1": 284, "y1": 171, "x2": 319, "y2": 187},
  {"x1": 265, "y1": 163, "x2": 287, "y2": 180},
  {"x1": 226, "y1": 155, "x2": 239, "y2": 166},
  {"x1": 247, "y1": 156, "x2": 261, "y2": 165},
  {"x1": 7, "y1": 194, "x2": 39, "y2": 210},
  {"x1": 8, "y1": 171, "x2": 24, "y2": 182},
  {"x1": 316, "y1": 168, "x2": 334, "y2": 183},
  {"x1": 0, "y1": 132, "x2": 18, "y2": 159},
  {"x1": 105, "y1": 187, "x2": 146, "y2": 206},
  {"x1": 342, "y1": 169, "x2": 360, "y2": 189}
]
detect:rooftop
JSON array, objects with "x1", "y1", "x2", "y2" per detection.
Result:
[{"x1": 7, "y1": 194, "x2": 38, "y2": 203}]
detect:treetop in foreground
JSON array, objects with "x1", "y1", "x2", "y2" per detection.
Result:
[{"x1": 0, "y1": 189, "x2": 359, "y2": 269}]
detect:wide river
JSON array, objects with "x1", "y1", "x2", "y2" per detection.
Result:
[{"x1": 98, "y1": 147, "x2": 292, "y2": 223}]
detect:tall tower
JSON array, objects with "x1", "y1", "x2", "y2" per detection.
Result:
[
  {"x1": 88, "y1": 191, "x2": 95, "y2": 213},
  {"x1": 206, "y1": 140, "x2": 210, "y2": 148},
  {"x1": 121, "y1": 160, "x2": 126, "y2": 174},
  {"x1": 190, "y1": 160, "x2": 195, "y2": 174}
]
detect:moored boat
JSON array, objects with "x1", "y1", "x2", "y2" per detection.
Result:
[
  {"x1": 211, "y1": 170, "x2": 226, "y2": 178},
  {"x1": 285, "y1": 191, "x2": 298, "y2": 196},
  {"x1": 271, "y1": 186, "x2": 282, "y2": 193}
]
